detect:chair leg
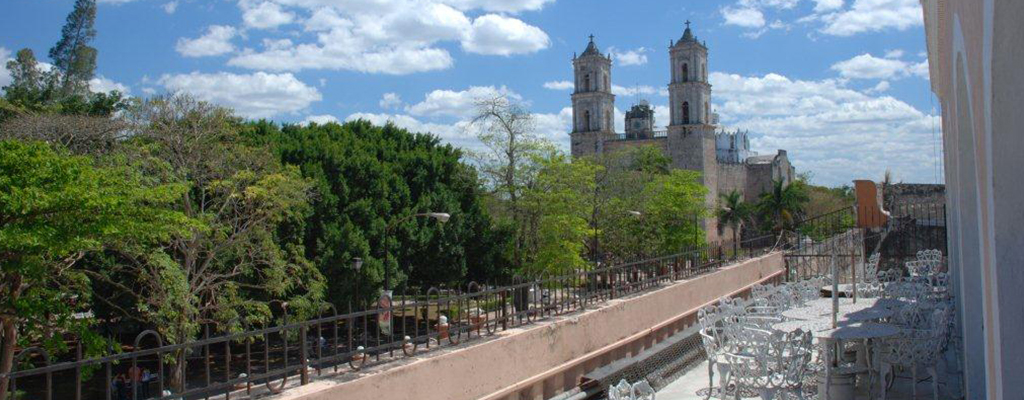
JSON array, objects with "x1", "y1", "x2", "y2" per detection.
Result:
[
  {"x1": 928, "y1": 366, "x2": 939, "y2": 400},
  {"x1": 880, "y1": 363, "x2": 889, "y2": 400},
  {"x1": 707, "y1": 361, "x2": 715, "y2": 400},
  {"x1": 912, "y1": 365, "x2": 918, "y2": 399}
]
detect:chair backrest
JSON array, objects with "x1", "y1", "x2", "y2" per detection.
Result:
[
  {"x1": 864, "y1": 253, "x2": 881, "y2": 283},
  {"x1": 608, "y1": 379, "x2": 633, "y2": 400},
  {"x1": 632, "y1": 380, "x2": 656, "y2": 400},
  {"x1": 906, "y1": 260, "x2": 936, "y2": 277},
  {"x1": 726, "y1": 329, "x2": 813, "y2": 390}
]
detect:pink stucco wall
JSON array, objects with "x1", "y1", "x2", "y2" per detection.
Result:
[{"x1": 276, "y1": 252, "x2": 784, "y2": 400}]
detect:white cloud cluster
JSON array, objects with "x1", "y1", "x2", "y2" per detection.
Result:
[
  {"x1": 543, "y1": 80, "x2": 573, "y2": 90},
  {"x1": 162, "y1": 1, "x2": 179, "y2": 14},
  {"x1": 406, "y1": 85, "x2": 520, "y2": 118},
  {"x1": 720, "y1": 0, "x2": 922, "y2": 38},
  {"x1": 818, "y1": 0, "x2": 922, "y2": 36},
  {"x1": 241, "y1": 1, "x2": 296, "y2": 29},
  {"x1": 607, "y1": 47, "x2": 648, "y2": 66},
  {"x1": 379, "y1": 92, "x2": 403, "y2": 109},
  {"x1": 611, "y1": 84, "x2": 661, "y2": 97},
  {"x1": 346, "y1": 106, "x2": 572, "y2": 152},
  {"x1": 175, "y1": 25, "x2": 238, "y2": 57},
  {"x1": 89, "y1": 76, "x2": 131, "y2": 94},
  {"x1": 709, "y1": 71, "x2": 940, "y2": 184},
  {"x1": 830, "y1": 53, "x2": 930, "y2": 80},
  {"x1": 223, "y1": 0, "x2": 550, "y2": 75},
  {"x1": 0, "y1": 47, "x2": 12, "y2": 90},
  {"x1": 301, "y1": 114, "x2": 340, "y2": 126},
  {"x1": 158, "y1": 71, "x2": 322, "y2": 118}
]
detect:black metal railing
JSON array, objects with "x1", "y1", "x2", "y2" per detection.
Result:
[
  {"x1": 784, "y1": 201, "x2": 948, "y2": 282},
  {"x1": 1, "y1": 235, "x2": 780, "y2": 400}
]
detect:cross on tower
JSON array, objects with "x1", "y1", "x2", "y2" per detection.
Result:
[
  {"x1": 685, "y1": 20, "x2": 691, "y2": 29},
  {"x1": 588, "y1": 34, "x2": 594, "y2": 42}
]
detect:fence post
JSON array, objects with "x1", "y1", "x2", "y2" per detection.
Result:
[{"x1": 300, "y1": 325, "x2": 309, "y2": 385}]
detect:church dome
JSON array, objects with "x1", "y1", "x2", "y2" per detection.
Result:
[
  {"x1": 580, "y1": 35, "x2": 602, "y2": 57},
  {"x1": 675, "y1": 21, "x2": 705, "y2": 48}
]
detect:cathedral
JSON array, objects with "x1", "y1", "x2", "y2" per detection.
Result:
[{"x1": 569, "y1": 22, "x2": 796, "y2": 242}]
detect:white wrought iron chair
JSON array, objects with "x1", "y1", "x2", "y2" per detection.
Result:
[
  {"x1": 877, "y1": 306, "x2": 951, "y2": 400},
  {"x1": 725, "y1": 329, "x2": 814, "y2": 400}
]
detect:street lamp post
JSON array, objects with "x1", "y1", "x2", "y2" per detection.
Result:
[
  {"x1": 383, "y1": 212, "x2": 450, "y2": 291},
  {"x1": 352, "y1": 257, "x2": 363, "y2": 309}
]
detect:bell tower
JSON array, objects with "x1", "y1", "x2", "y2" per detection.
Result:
[
  {"x1": 668, "y1": 21, "x2": 712, "y2": 127},
  {"x1": 665, "y1": 21, "x2": 721, "y2": 239},
  {"x1": 570, "y1": 35, "x2": 616, "y2": 158}
]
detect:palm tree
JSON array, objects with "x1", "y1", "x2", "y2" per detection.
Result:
[
  {"x1": 757, "y1": 179, "x2": 809, "y2": 234},
  {"x1": 716, "y1": 190, "x2": 749, "y2": 256}
]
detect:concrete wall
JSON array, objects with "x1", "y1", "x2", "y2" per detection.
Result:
[
  {"x1": 920, "y1": 0, "x2": 1024, "y2": 398},
  {"x1": 277, "y1": 253, "x2": 785, "y2": 400}
]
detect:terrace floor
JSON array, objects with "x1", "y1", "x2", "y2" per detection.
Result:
[{"x1": 657, "y1": 356, "x2": 963, "y2": 400}]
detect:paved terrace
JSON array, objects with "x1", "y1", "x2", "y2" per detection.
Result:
[{"x1": 268, "y1": 253, "x2": 785, "y2": 400}]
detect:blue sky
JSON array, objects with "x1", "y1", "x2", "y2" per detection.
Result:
[{"x1": 0, "y1": 0, "x2": 943, "y2": 186}]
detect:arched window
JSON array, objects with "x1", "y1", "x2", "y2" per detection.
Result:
[
  {"x1": 584, "y1": 74, "x2": 591, "y2": 92},
  {"x1": 682, "y1": 64, "x2": 689, "y2": 82},
  {"x1": 604, "y1": 74, "x2": 609, "y2": 91},
  {"x1": 705, "y1": 101, "x2": 709, "y2": 123},
  {"x1": 702, "y1": 63, "x2": 707, "y2": 81},
  {"x1": 583, "y1": 110, "x2": 591, "y2": 131},
  {"x1": 682, "y1": 102, "x2": 690, "y2": 124}
]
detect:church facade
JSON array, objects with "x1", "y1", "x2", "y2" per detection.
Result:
[{"x1": 569, "y1": 23, "x2": 796, "y2": 242}]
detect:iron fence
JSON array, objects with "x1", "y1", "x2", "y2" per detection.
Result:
[
  {"x1": 1, "y1": 235, "x2": 780, "y2": 400},
  {"x1": 784, "y1": 201, "x2": 948, "y2": 282}
]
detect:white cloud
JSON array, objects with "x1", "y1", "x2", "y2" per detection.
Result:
[
  {"x1": 0, "y1": 47, "x2": 12, "y2": 90},
  {"x1": 884, "y1": 49, "x2": 904, "y2": 59},
  {"x1": 89, "y1": 76, "x2": 130, "y2": 94},
  {"x1": 346, "y1": 112, "x2": 481, "y2": 149},
  {"x1": 611, "y1": 84, "x2": 661, "y2": 97},
  {"x1": 226, "y1": 1, "x2": 550, "y2": 75},
  {"x1": 543, "y1": 80, "x2": 573, "y2": 90},
  {"x1": 379, "y1": 92, "x2": 402, "y2": 109},
  {"x1": 162, "y1": 1, "x2": 178, "y2": 14},
  {"x1": 158, "y1": 71, "x2": 322, "y2": 119},
  {"x1": 301, "y1": 114, "x2": 340, "y2": 125},
  {"x1": 709, "y1": 71, "x2": 940, "y2": 185},
  {"x1": 406, "y1": 85, "x2": 520, "y2": 118},
  {"x1": 607, "y1": 47, "x2": 647, "y2": 66},
  {"x1": 831, "y1": 53, "x2": 908, "y2": 79},
  {"x1": 909, "y1": 60, "x2": 929, "y2": 79},
  {"x1": 241, "y1": 1, "x2": 296, "y2": 29},
  {"x1": 866, "y1": 80, "x2": 890, "y2": 93},
  {"x1": 346, "y1": 105, "x2": 572, "y2": 152},
  {"x1": 722, "y1": 6, "x2": 766, "y2": 28},
  {"x1": 176, "y1": 25, "x2": 237, "y2": 57},
  {"x1": 461, "y1": 14, "x2": 550, "y2": 56},
  {"x1": 818, "y1": 0, "x2": 922, "y2": 36},
  {"x1": 811, "y1": 0, "x2": 844, "y2": 12},
  {"x1": 830, "y1": 53, "x2": 930, "y2": 81},
  {"x1": 439, "y1": 0, "x2": 554, "y2": 13}
]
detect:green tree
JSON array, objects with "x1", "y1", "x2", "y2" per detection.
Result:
[
  {"x1": 248, "y1": 118, "x2": 507, "y2": 307},
  {"x1": 716, "y1": 190, "x2": 751, "y2": 255},
  {"x1": 471, "y1": 95, "x2": 552, "y2": 270},
  {"x1": 0, "y1": 140, "x2": 187, "y2": 400},
  {"x1": 642, "y1": 169, "x2": 709, "y2": 253},
  {"x1": 522, "y1": 152, "x2": 599, "y2": 276},
  {"x1": 49, "y1": 0, "x2": 98, "y2": 97},
  {"x1": 90, "y1": 95, "x2": 322, "y2": 391},
  {"x1": 2, "y1": 49, "x2": 53, "y2": 107},
  {"x1": 756, "y1": 179, "x2": 810, "y2": 233}
]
